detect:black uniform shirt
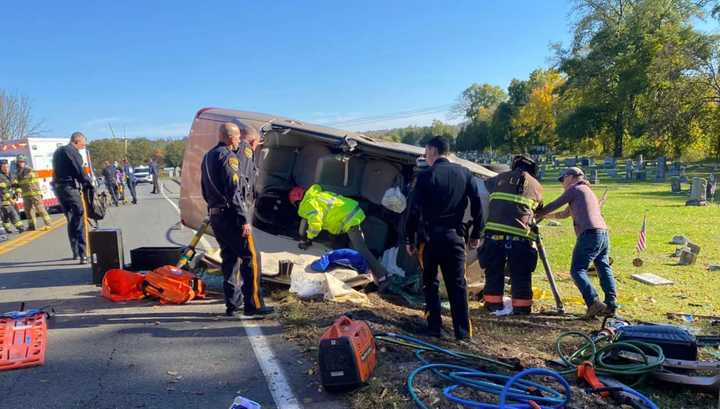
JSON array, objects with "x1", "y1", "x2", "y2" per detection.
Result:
[
  {"x1": 101, "y1": 165, "x2": 117, "y2": 184},
  {"x1": 52, "y1": 144, "x2": 92, "y2": 186},
  {"x1": 405, "y1": 157, "x2": 483, "y2": 243},
  {"x1": 236, "y1": 140, "x2": 257, "y2": 203},
  {"x1": 201, "y1": 142, "x2": 248, "y2": 224}
]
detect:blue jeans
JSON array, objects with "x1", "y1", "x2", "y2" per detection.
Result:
[{"x1": 571, "y1": 229, "x2": 617, "y2": 309}]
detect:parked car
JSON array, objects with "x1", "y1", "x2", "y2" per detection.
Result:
[{"x1": 133, "y1": 165, "x2": 153, "y2": 183}]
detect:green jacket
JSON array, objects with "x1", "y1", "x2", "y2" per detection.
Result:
[
  {"x1": 15, "y1": 167, "x2": 43, "y2": 198},
  {"x1": 298, "y1": 184, "x2": 365, "y2": 240},
  {"x1": 0, "y1": 172, "x2": 21, "y2": 206}
]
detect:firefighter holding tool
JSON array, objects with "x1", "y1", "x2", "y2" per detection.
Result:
[
  {"x1": 404, "y1": 137, "x2": 484, "y2": 340},
  {"x1": 201, "y1": 122, "x2": 273, "y2": 319},
  {"x1": 15, "y1": 154, "x2": 52, "y2": 231},
  {"x1": 0, "y1": 159, "x2": 25, "y2": 234},
  {"x1": 479, "y1": 154, "x2": 543, "y2": 315}
]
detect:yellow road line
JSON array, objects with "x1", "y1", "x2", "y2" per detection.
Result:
[{"x1": 0, "y1": 217, "x2": 67, "y2": 256}]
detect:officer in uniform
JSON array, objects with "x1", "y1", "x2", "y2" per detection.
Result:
[
  {"x1": 404, "y1": 137, "x2": 484, "y2": 340},
  {"x1": 15, "y1": 154, "x2": 52, "y2": 231},
  {"x1": 479, "y1": 155, "x2": 543, "y2": 315},
  {"x1": 52, "y1": 132, "x2": 93, "y2": 263},
  {"x1": 122, "y1": 159, "x2": 138, "y2": 204},
  {"x1": 0, "y1": 159, "x2": 25, "y2": 233},
  {"x1": 101, "y1": 161, "x2": 120, "y2": 206},
  {"x1": 201, "y1": 122, "x2": 273, "y2": 318}
]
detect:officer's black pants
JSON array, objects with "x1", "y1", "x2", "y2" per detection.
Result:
[
  {"x1": 479, "y1": 238, "x2": 537, "y2": 313},
  {"x1": 421, "y1": 229, "x2": 471, "y2": 340},
  {"x1": 125, "y1": 180, "x2": 137, "y2": 203},
  {"x1": 105, "y1": 183, "x2": 119, "y2": 206},
  {"x1": 210, "y1": 211, "x2": 265, "y2": 313},
  {"x1": 56, "y1": 185, "x2": 86, "y2": 258}
]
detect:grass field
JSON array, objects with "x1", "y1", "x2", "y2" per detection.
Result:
[{"x1": 535, "y1": 169, "x2": 720, "y2": 324}]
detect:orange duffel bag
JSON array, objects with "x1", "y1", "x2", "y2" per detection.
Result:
[
  {"x1": 102, "y1": 269, "x2": 146, "y2": 302},
  {"x1": 142, "y1": 265, "x2": 206, "y2": 304}
]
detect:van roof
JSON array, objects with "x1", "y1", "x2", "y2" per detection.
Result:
[{"x1": 196, "y1": 108, "x2": 496, "y2": 178}]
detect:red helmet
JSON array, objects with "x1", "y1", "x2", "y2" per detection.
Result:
[{"x1": 288, "y1": 186, "x2": 306, "y2": 203}]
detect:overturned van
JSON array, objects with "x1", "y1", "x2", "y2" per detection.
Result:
[{"x1": 180, "y1": 108, "x2": 495, "y2": 286}]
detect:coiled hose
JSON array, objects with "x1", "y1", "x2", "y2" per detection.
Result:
[{"x1": 376, "y1": 333, "x2": 572, "y2": 409}]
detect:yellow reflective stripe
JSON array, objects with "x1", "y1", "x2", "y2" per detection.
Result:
[
  {"x1": 484, "y1": 222, "x2": 537, "y2": 240},
  {"x1": 490, "y1": 192, "x2": 537, "y2": 209}
]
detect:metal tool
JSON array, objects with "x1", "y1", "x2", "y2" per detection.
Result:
[
  {"x1": 531, "y1": 223, "x2": 565, "y2": 314},
  {"x1": 176, "y1": 218, "x2": 210, "y2": 269}
]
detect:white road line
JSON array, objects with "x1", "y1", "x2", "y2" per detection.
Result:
[
  {"x1": 161, "y1": 182, "x2": 301, "y2": 409},
  {"x1": 160, "y1": 182, "x2": 212, "y2": 249}
]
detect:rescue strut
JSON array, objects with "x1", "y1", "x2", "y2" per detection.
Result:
[
  {"x1": 176, "y1": 218, "x2": 210, "y2": 269},
  {"x1": 531, "y1": 223, "x2": 565, "y2": 315}
]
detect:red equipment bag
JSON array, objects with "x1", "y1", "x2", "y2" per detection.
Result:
[
  {"x1": 0, "y1": 309, "x2": 48, "y2": 371},
  {"x1": 142, "y1": 265, "x2": 206, "y2": 304},
  {"x1": 102, "y1": 269, "x2": 146, "y2": 302},
  {"x1": 318, "y1": 315, "x2": 376, "y2": 388}
]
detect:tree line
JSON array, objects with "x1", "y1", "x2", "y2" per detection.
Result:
[{"x1": 87, "y1": 138, "x2": 186, "y2": 170}]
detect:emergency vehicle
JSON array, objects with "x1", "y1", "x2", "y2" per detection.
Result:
[{"x1": 0, "y1": 137, "x2": 94, "y2": 212}]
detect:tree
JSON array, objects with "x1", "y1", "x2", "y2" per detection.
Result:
[
  {"x1": 87, "y1": 139, "x2": 125, "y2": 170},
  {"x1": 164, "y1": 139, "x2": 186, "y2": 167},
  {"x1": 512, "y1": 69, "x2": 565, "y2": 151},
  {"x1": 452, "y1": 83, "x2": 507, "y2": 122},
  {"x1": 0, "y1": 90, "x2": 44, "y2": 141}
]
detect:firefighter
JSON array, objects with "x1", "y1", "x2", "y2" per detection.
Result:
[
  {"x1": 52, "y1": 132, "x2": 94, "y2": 263},
  {"x1": 288, "y1": 184, "x2": 390, "y2": 287},
  {"x1": 479, "y1": 154, "x2": 543, "y2": 315},
  {"x1": 15, "y1": 154, "x2": 52, "y2": 231},
  {"x1": 404, "y1": 137, "x2": 484, "y2": 340},
  {"x1": 201, "y1": 122, "x2": 273, "y2": 318},
  {"x1": 0, "y1": 159, "x2": 25, "y2": 233}
]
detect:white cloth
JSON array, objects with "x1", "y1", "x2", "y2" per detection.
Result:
[{"x1": 380, "y1": 246, "x2": 406, "y2": 277}]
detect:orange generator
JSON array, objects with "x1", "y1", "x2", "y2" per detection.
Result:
[
  {"x1": 318, "y1": 316, "x2": 376, "y2": 388},
  {"x1": 0, "y1": 309, "x2": 48, "y2": 371}
]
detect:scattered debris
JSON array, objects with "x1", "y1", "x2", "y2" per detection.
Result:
[
  {"x1": 546, "y1": 220, "x2": 561, "y2": 227},
  {"x1": 229, "y1": 395, "x2": 262, "y2": 409},
  {"x1": 632, "y1": 273, "x2": 674, "y2": 286}
]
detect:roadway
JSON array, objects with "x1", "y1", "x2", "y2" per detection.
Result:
[{"x1": 0, "y1": 182, "x2": 345, "y2": 409}]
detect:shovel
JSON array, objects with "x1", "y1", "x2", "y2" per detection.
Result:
[{"x1": 531, "y1": 223, "x2": 565, "y2": 315}]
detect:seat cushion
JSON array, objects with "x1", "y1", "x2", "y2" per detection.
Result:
[
  {"x1": 361, "y1": 160, "x2": 402, "y2": 205},
  {"x1": 292, "y1": 144, "x2": 331, "y2": 188}
]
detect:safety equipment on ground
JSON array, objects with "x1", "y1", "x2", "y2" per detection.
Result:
[
  {"x1": 142, "y1": 265, "x2": 206, "y2": 304},
  {"x1": 101, "y1": 269, "x2": 146, "y2": 302},
  {"x1": 311, "y1": 248, "x2": 368, "y2": 273},
  {"x1": 511, "y1": 154, "x2": 538, "y2": 178},
  {"x1": 0, "y1": 309, "x2": 47, "y2": 371},
  {"x1": 297, "y1": 184, "x2": 366, "y2": 240},
  {"x1": 381, "y1": 186, "x2": 407, "y2": 214},
  {"x1": 319, "y1": 316, "x2": 376, "y2": 388},
  {"x1": 288, "y1": 186, "x2": 306, "y2": 203}
]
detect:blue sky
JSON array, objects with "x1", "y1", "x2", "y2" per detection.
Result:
[{"x1": 3, "y1": 1, "x2": 582, "y2": 138}]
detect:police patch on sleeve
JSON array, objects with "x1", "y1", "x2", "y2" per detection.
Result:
[
  {"x1": 244, "y1": 147, "x2": 253, "y2": 158},
  {"x1": 228, "y1": 157, "x2": 239, "y2": 170}
]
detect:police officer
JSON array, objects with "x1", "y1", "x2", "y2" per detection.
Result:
[
  {"x1": 405, "y1": 137, "x2": 483, "y2": 340},
  {"x1": 101, "y1": 161, "x2": 120, "y2": 206},
  {"x1": 201, "y1": 122, "x2": 273, "y2": 318},
  {"x1": 15, "y1": 154, "x2": 53, "y2": 230},
  {"x1": 0, "y1": 159, "x2": 25, "y2": 233},
  {"x1": 122, "y1": 159, "x2": 138, "y2": 204},
  {"x1": 52, "y1": 132, "x2": 93, "y2": 263},
  {"x1": 479, "y1": 155, "x2": 543, "y2": 315}
]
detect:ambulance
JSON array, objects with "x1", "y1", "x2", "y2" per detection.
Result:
[{"x1": 0, "y1": 137, "x2": 94, "y2": 212}]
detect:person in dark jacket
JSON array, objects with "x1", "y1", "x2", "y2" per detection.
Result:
[
  {"x1": 149, "y1": 158, "x2": 160, "y2": 194},
  {"x1": 536, "y1": 167, "x2": 617, "y2": 319},
  {"x1": 101, "y1": 161, "x2": 119, "y2": 206},
  {"x1": 122, "y1": 159, "x2": 137, "y2": 204},
  {"x1": 405, "y1": 137, "x2": 483, "y2": 340},
  {"x1": 52, "y1": 132, "x2": 93, "y2": 263},
  {"x1": 201, "y1": 122, "x2": 273, "y2": 319},
  {"x1": 480, "y1": 155, "x2": 543, "y2": 315}
]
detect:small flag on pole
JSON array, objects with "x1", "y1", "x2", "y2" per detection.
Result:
[{"x1": 636, "y1": 215, "x2": 647, "y2": 253}]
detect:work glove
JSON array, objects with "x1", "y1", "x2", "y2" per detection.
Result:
[{"x1": 298, "y1": 239, "x2": 313, "y2": 250}]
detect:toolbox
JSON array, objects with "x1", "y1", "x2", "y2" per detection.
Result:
[
  {"x1": 89, "y1": 228, "x2": 124, "y2": 285},
  {"x1": 618, "y1": 324, "x2": 698, "y2": 361}
]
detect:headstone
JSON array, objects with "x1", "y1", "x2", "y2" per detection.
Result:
[
  {"x1": 565, "y1": 158, "x2": 577, "y2": 167},
  {"x1": 634, "y1": 169, "x2": 647, "y2": 181},
  {"x1": 669, "y1": 161, "x2": 681, "y2": 177},
  {"x1": 538, "y1": 165, "x2": 545, "y2": 181},
  {"x1": 608, "y1": 167, "x2": 618, "y2": 178},
  {"x1": 625, "y1": 160, "x2": 634, "y2": 181},
  {"x1": 686, "y1": 241, "x2": 701, "y2": 255},
  {"x1": 709, "y1": 264, "x2": 720, "y2": 272},
  {"x1": 678, "y1": 249, "x2": 697, "y2": 266},
  {"x1": 707, "y1": 174, "x2": 717, "y2": 203},
  {"x1": 547, "y1": 220, "x2": 561, "y2": 227},
  {"x1": 686, "y1": 177, "x2": 708, "y2": 206},
  {"x1": 656, "y1": 156, "x2": 666, "y2": 181},
  {"x1": 604, "y1": 157, "x2": 615, "y2": 168},
  {"x1": 670, "y1": 235, "x2": 689, "y2": 245},
  {"x1": 590, "y1": 168, "x2": 599, "y2": 184},
  {"x1": 637, "y1": 154, "x2": 644, "y2": 169},
  {"x1": 671, "y1": 177, "x2": 682, "y2": 193},
  {"x1": 632, "y1": 273, "x2": 674, "y2": 286}
]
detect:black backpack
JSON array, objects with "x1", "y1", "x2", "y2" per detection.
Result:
[{"x1": 83, "y1": 187, "x2": 106, "y2": 221}]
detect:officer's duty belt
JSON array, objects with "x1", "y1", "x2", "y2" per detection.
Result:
[
  {"x1": 208, "y1": 207, "x2": 227, "y2": 216},
  {"x1": 485, "y1": 234, "x2": 531, "y2": 242}
]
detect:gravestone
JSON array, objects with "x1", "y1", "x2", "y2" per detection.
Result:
[
  {"x1": 686, "y1": 177, "x2": 708, "y2": 206},
  {"x1": 637, "y1": 154, "x2": 644, "y2": 170},
  {"x1": 590, "y1": 168, "x2": 599, "y2": 184},
  {"x1": 656, "y1": 156, "x2": 666, "y2": 181},
  {"x1": 678, "y1": 249, "x2": 698, "y2": 265},
  {"x1": 608, "y1": 167, "x2": 618, "y2": 178},
  {"x1": 625, "y1": 160, "x2": 634, "y2": 180},
  {"x1": 634, "y1": 169, "x2": 647, "y2": 181},
  {"x1": 604, "y1": 157, "x2": 615, "y2": 168},
  {"x1": 565, "y1": 158, "x2": 577, "y2": 167},
  {"x1": 669, "y1": 161, "x2": 681, "y2": 177},
  {"x1": 707, "y1": 174, "x2": 717, "y2": 203},
  {"x1": 671, "y1": 177, "x2": 682, "y2": 193}
]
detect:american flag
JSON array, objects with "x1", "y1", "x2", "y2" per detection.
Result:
[{"x1": 636, "y1": 215, "x2": 647, "y2": 253}]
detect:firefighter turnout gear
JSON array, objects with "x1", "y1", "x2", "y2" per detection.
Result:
[
  {"x1": 52, "y1": 141, "x2": 93, "y2": 259},
  {"x1": 480, "y1": 166, "x2": 543, "y2": 314},
  {"x1": 0, "y1": 163, "x2": 25, "y2": 233},
  {"x1": 201, "y1": 139, "x2": 267, "y2": 315},
  {"x1": 405, "y1": 158, "x2": 484, "y2": 340},
  {"x1": 296, "y1": 184, "x2": 366, "y2": 240},
  {"x1": 15, "y1": 164, "x2": 52, "y2": 230}
]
